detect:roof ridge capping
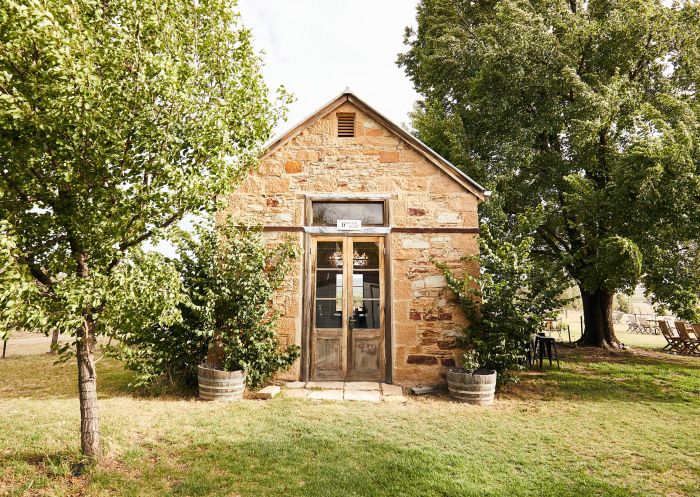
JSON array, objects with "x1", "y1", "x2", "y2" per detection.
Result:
[{"x1": 261, "y1": 89, "x2": 489, "y2": 201}]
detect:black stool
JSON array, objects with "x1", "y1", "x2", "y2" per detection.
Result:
[{"x1": 534, "y1": 333, "x2": 560, "y2": 369}]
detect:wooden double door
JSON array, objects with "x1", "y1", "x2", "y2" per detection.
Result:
[{"x1": 310, "y1": 236, "x2": 385, "y2": 381}]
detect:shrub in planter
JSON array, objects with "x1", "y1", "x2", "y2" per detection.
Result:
[
  {"x1": 196, "y1": 219, "x2": 300, "y2": 392},
  {"x1": 435, "y1": 214, "x2": 570, "y2": 386},
  {"x1": 114, "y1": 219, "x2": 299, "y2": 394}
]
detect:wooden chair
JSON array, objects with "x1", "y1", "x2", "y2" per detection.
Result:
[
  {"x1": 658, "y1": 320, "x2": 686, "y2": 354},
  {"x1": 674, "y1": 321, "x2": 700, "y2": 355},
  {"x1": 626, "y1": 315, "x2": 640, "y2": 333},
  {"x1": 692, "y1": 323, "x2": 700, "y2": 341}
]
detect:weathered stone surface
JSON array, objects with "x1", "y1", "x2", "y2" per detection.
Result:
[
  {"x1": 381, "y1": 383, "x2": 404, "y2": 396},
  {"x1": 379, "y1": 151, "x2": 400, "y2": 163},
  {"x1": 306, "y1": 381, "x2": 344, "y2": 390},
  {"x1": 344, "y1": 390, "x2": 381, "y2": 402},
  {"x1": 407, "y1": 355, "x2": 438, "y2": 365},
  {"x1": 407, "y1": 207, "x2": 426, "y2": 216},
  {"x1": 284, "y1": 160, "x2": 303, "y2": 173},
  {"x1": 251, "y1": 385, "x2": 281, "y2": 400},
  {"x1": 286, "y1": 381, "x2": 306, "y2": 389},
  {"x1": 307, "y1": 389, "x2": 344, "y2": 401},
  {"x1": 284, "y1": 388, "x2": 309, "y2": 399},
  {"x1": 344, "y1": 382, "x2": 380, "y2": 391}
]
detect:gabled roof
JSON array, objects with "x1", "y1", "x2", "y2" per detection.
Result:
[{"x1": 262, "y1": 89, "x2": 489, "y2": 201}]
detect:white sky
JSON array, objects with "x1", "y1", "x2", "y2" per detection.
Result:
[
  {"x1": 149, "y1": 1, "x2": 420, "y2": 258},
  {"x1": 237, "y1": 0, "x2": 421, "y2": 137}
]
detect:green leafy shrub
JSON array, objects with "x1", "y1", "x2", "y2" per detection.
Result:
[
  {"x1": 115, "y1": 219, "x2": 300, "y2": 390},
  {"x1": 435, "y1": 218, "x2": 570, "y2": 385},
  {"x1": 206, "y1": 220, "x2": 300, "y2": 389}
]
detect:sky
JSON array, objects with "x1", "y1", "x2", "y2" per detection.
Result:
[
  {"x1": 237, "y1": 0, "x2": 421, "y2": 137},
  {"x1": 149, "y1": 1, "x2": 422, "y2": 257}
]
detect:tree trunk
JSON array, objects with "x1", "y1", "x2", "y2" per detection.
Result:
[
  {"x1": 578, "y1": 287, "x2": 619, "y2": 347},
  {"x1": 50, "y1": 329, "x2": 59, "y2": 353},
  {"x1": 77, "y1": 317, "x2": 100, "y2": 459}
]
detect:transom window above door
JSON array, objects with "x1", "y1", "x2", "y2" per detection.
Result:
[{"x1": 311, "y1": 201, "x2": 386, "y2": 226}]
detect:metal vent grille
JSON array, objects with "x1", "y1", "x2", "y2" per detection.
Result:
[{"x1": 337, "y1": 113, "x2": 355, "y2": 137}]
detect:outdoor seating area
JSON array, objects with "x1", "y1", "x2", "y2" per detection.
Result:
[
  {"x1": 625, "y1": 314, "x2": 665, "y2": 334},
  {"x1": 658, "y1": 320, "x2": 700, "y2": 356}
]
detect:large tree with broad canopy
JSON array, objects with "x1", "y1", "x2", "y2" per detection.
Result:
[{"x1": 399, "y1": 0, "x2": 700, "y2": 347}]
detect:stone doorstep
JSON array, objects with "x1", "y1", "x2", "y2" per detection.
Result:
[
  {"x1": 285, "y1": 381, "x2": 306, "y2": 389},
  {"x1": 307, "y1": 389, "x2": 344, "y2": 401},
  {"x1": 306, "y1": 381, "x2": 344, "y2": 390},
  {"x1": 344, "y1": 390, "x2": 381, "y2": 402},
  {"x1": 284, "y1": 388, "x2": 309, "y2": 399},
  {"x1": 343, "y1": 381, "x2": 380, "y2": 391}
]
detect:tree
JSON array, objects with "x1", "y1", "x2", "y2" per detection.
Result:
[
  {"x1": 399, "y1": 0, "x2": 700, "y2": 347},
  {"x1": 0, "y1": 0, "x2": 287, "y2": 459}
]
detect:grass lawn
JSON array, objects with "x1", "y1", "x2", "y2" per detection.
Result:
[{"x1": 1, "y1": 347, "x2": 699, "y2": 497}]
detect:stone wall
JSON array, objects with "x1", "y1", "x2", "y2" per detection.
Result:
[{"x1": 223, "y1": 100, "x2": 481, "y2": 386}]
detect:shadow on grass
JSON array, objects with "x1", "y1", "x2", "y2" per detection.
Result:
[{"x1": 504, "y1": 347, "x2": 700, "y2": 405}]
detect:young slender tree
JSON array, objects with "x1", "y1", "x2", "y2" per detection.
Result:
[
  {"x1": 399, "y1": 0, "x2": 700, "y2": 347},
  {"x1": 0, "y1": 0, "x2": 287, "y2": 458}
]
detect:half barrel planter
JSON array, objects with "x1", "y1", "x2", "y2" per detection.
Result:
[
  {"x1": 197, "y1": 364, "x2": 246, "y2": 401},
  {"x1": 446, "y1": 368, "x2": 497, "y2": 405}
]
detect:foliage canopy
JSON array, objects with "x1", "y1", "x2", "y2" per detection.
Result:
[{"x1": 400, "y1": 0, "x2": 700, "y2": 345}]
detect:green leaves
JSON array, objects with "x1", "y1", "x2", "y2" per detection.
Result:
[
  {"x1": 115, "y1": 218, "x2": 300, "y2": 390},
  {"x1": 0, "y1": 0, "x2": 286, "y2": 342},
  {"x1": 436, "y1": 214, "x2": 571, "y2": 385},
  {"x1": 401, "y1": 0, "x2": 700, "y2": 325}
]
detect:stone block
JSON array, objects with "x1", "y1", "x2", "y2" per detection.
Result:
[
  {"x1": 401, "y1": 238, "x2": 429, "y2": 249},
  {"x1": 437, "y1": 212, "x2": 461, "y2": 224},
  {"x1": 344, "y1": 382, "x2": 380, "y2": 391},
  {"x1": 307, "y1": 389, "x2": 344, "y2": 401},
  {"x1": 407, "y1": 207, "x2": 426, "y2": 216},
  {"x1": 344, "y1": 390, "x2": 381, "y2": 402},
  {"x1": 425, "y1": 275, "x2": 447, "y2": 288},
  {"x1": 381, "y1": 383, "x2": 404, "y2": 396},
  {"x1": 365, "y1": 128, "x2": 383, "y2": 137},
  {"x1": 296, "y1": 150, "x2": 319, "y2": 161},
  {"x1": 379, "y1": 151, "x2": 400, "y2": 163},
  {"x1": 285, "y1": 388, "x2": 309, "y2": 399},
  {"x1": 407, "y1": 355, "x2": 438, "y2": 365},
  {"x1": 306, "y1": 381, "x2": 344, "y2": 390},
  {"x1": 251, "y1": 385, "x2": 281, "y2": 399},
  {"x1": 285, "y1": 161, "x2": 303, "y2": 173},
  {"x1": 286, "y1": 381, "x2": 306, "y2": 389}
]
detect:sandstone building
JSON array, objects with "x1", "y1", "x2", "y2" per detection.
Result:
[{"x1": 224, "y1": 90, "x2": 487, "y2": 386}]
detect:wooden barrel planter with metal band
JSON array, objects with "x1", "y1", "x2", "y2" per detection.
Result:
[
  {"x1": 446, "y1": 368, "x2": 497, "y2": 405},
  {"x1": 197, "y1": 364, "x2": 246, "y2": 401}
]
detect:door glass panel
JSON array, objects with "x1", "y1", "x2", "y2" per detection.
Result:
[
  {"x1": 316, "y1": 271, "x2": 343, "y2": 299},
  {"x1": 316, "y1": 300, "x2": 343, "y2": 328},
  {"x1": 317, "y1": 241, "x2": 344, "y2": 268},
  {"x1": 351, "y1": 300, "x2": 381, "y2": 329},
  {"x1": 312, "y1": 202, "x2": 384, "y2": 226},
  {"x1": 352, "y1": 271, "x2": 380, "y2": 299},
  {"x1": 352, "y1": 242, "x2": 380, "y2": 269}
]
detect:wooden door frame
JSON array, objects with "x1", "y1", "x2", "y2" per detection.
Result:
[{"x1": 302, "y1": 233, "x2": 391, "y2": 382}]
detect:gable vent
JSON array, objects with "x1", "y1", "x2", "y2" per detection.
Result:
[{"x1": 337, "y1": 113, "x2": 355, "y2": 137}]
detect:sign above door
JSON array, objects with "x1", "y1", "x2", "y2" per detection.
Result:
[{"x1": 337, "y1": 219, "x2": 362, "y2": 230}]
